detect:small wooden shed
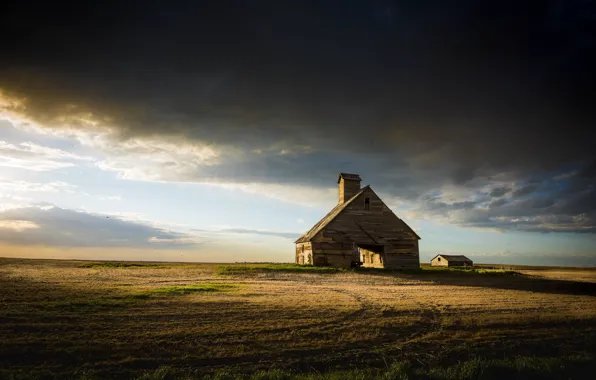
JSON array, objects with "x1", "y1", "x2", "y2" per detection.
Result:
[{"x1": 430, "y1": 254, "x2": 473, "y2": 267}]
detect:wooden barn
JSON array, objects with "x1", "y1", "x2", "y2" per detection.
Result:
[
  {"x1": 430, "y1": 254, "x2": 473, "y2": 267},
  {"x1": 295, "y1": 173, "x2": 420, "y2": 269}
]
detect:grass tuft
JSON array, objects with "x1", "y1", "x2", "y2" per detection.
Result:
[
  {"x1": 79, "y1": 262, "x2": 163, "y2": 268},
  {"x1": 419, "y1": 266, "x2": 520, "y2": 276},
  {"x1": 141, "y1": 283, "x2": 238, "y2": 296},
  {"x1": 136, "y1": 355, "x2": 594, "y2": 380},
  {"x1": 426, "y1": 354, "x2": 594, "y2": 379},
  {"x1": 135, "y1": 366, "x2": 185, "y2": 380}
]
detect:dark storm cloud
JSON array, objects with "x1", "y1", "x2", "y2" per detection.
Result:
[
  {"x1": 1, "y1": 1, "x2": 595, "y2": 231},
  {"x1": 417, "y1": 178, "x2": 596, "y2": 233},
  {"x1": 489, "y1": 187, "x2": 512, "y2": 198},
  {"x1": 419, "y1": 197, "x2": 479, "y2": 214},
  {"x1": 488, "y1": 198, "x2": 508, "y2": 209},
  {"x1": 512, "y1": 185, "x2": 540, "y2": 198},
  {"x1": 0, "y1": 205, "x2": 201, "y2": 248}
]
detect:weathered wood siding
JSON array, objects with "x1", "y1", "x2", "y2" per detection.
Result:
[
  {"x1": 311, "y1": 187, "x2": 420, "y2": 269},
  {"x1": 309, "y1": 240, "x2": 356, "y2": 267}
]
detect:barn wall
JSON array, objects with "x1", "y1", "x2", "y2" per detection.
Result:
[
  {"x1": 431, "y1": 256, "x2": 448, "y2": 267},
  {"x1": 314, "y1": 187, "x2": 420, "y2": 269},
  {"x1": 383, "y1": 253, "x2": 419, "y2": 269},
  {"x1": 319, "y1": 253, "x2": 354, "y2": 268},
  {"x1": 310, "y1": 241, "x2": 355, "y2": 268},
  {"x1": 383, "y1": 239, "x2": 419, "y2": 269},
  {"x1": 447, "y1": 261, "x2": 473, "y2": 267}
]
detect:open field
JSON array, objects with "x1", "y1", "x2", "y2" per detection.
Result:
[
  {"x1": 421, "y1": 263, "x2": 596, "y2": 283},
  {"x1": 1, "y1": 258, "x2": 596, "y2": 379}
]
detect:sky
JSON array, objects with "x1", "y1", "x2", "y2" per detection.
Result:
[{"x1": 1, "y1": 0, "x2": 596, "y2": 266}]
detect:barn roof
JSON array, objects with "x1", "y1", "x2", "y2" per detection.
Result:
[
  {"x1": 295, "y1": 186, "x2": 369, "y2": 243},
  {"x1": 337, "y1": 173, "x2": 362, "y2": 183},
  {"x1": 431, "y1": 254, "x2": 473, "y2": 262},
  {"x1": 295, "y1": 185, "x2": 420, "y2": 243}
]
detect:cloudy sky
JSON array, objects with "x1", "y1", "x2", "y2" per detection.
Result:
[{"x1": 1, "y1": 1, "x2": 595, "y2": 265}]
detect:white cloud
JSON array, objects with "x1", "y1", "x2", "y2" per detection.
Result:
[
  {"x1": 0, "y1": 91, "x2": 219, "y2": 180},
  {"x1": 0, "y1": 192, "x2": 38, "y2": 212},
  {"x1": 94, "y1": 211, "x2": 144, "y2": 222},
  {"x1": 193, "y1": 227, "x2": 300, "y2": 240},
  {"x1": 0, "y1": 204, "x2": 203, "y2": 248},
  {"x1": 0, "y1": 177, "x2": 77, "y2": 193},
  {"x1": 1, "y1": 92, "x2": 334, "y2": 208},
  {"x1": 553, "y1": 170, "x2": 579, "y2": 181},
  {"x1": 0, "y1": 220, "x2": 40, "y2": 232},
  {"x1": 0, "y1": 140, "x2": 92, "y2": 171},
  {"x1": 208, "y1": 182, "x2": 336, "y2": 208},
  {"x1": 0, "y1": 194, "x2": 32, "y2": 202},
  {"x1": 15, "y1": 141, "x2": 92, "y2": 161},
  {"x1": 99, "y1": 195, "x2": 122, "y2": 201},
  {"x1": 148, "y1": 236, "x2": 201, "y2": 244},
  {"x1": 94, "y1": 136, "x2": 221, "y2": 181}
]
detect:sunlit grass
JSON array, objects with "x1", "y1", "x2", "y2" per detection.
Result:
[
  {"x1": 419, "y1": 266, "x2": 519, "y2": 276},
  {"x1": 79, "y1": 262, "x2": 164, "y2": 268},
  {"x1": 141, "y1": 283, "x2": 238, "y2": 296},
  {"x1": 217, "y1": 263, "x2": 344, "y2": 275},
  {"x1": 57, "y1": 295, "x2": 151, "y2": 309}
]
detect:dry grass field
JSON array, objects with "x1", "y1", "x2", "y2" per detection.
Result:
[{"x1": 1, "y1": 258, "x2": 595, "y2": 379}]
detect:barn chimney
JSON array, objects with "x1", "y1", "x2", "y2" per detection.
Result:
[{"x1": 338, "y1": 173, "x2": 362, "y2": 204}]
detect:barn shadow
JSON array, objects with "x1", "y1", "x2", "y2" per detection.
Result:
[{"x1": 377, "y1": 270, "x2": 596, "y2": 297}]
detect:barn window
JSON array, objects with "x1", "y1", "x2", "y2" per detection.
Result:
[
  {"x1": 364, "y1": 197, "x2": 370, "y2": 210},
  {"x1": 438, "y1": 257, "x2": 441, "y2": 262},
  {"x1": 301, "y1": 245, "x2": 304, "y2": 253}
]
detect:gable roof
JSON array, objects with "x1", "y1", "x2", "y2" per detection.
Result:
[
  {"x1": 431, "y1": 254, "x2": 473, "y2": 262},
  {"x1": 295, "y1": 185, "x2": 421, "y2": 243},
  {"x1": 295, "y1": 186, "x2": 369, "y2": 243},
  {"x1": 338, "y1": 173, "x2": 361, "y2": 183},
  {"x1": 366, "y1": 187, "x2": 421, "y2": 240}
]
